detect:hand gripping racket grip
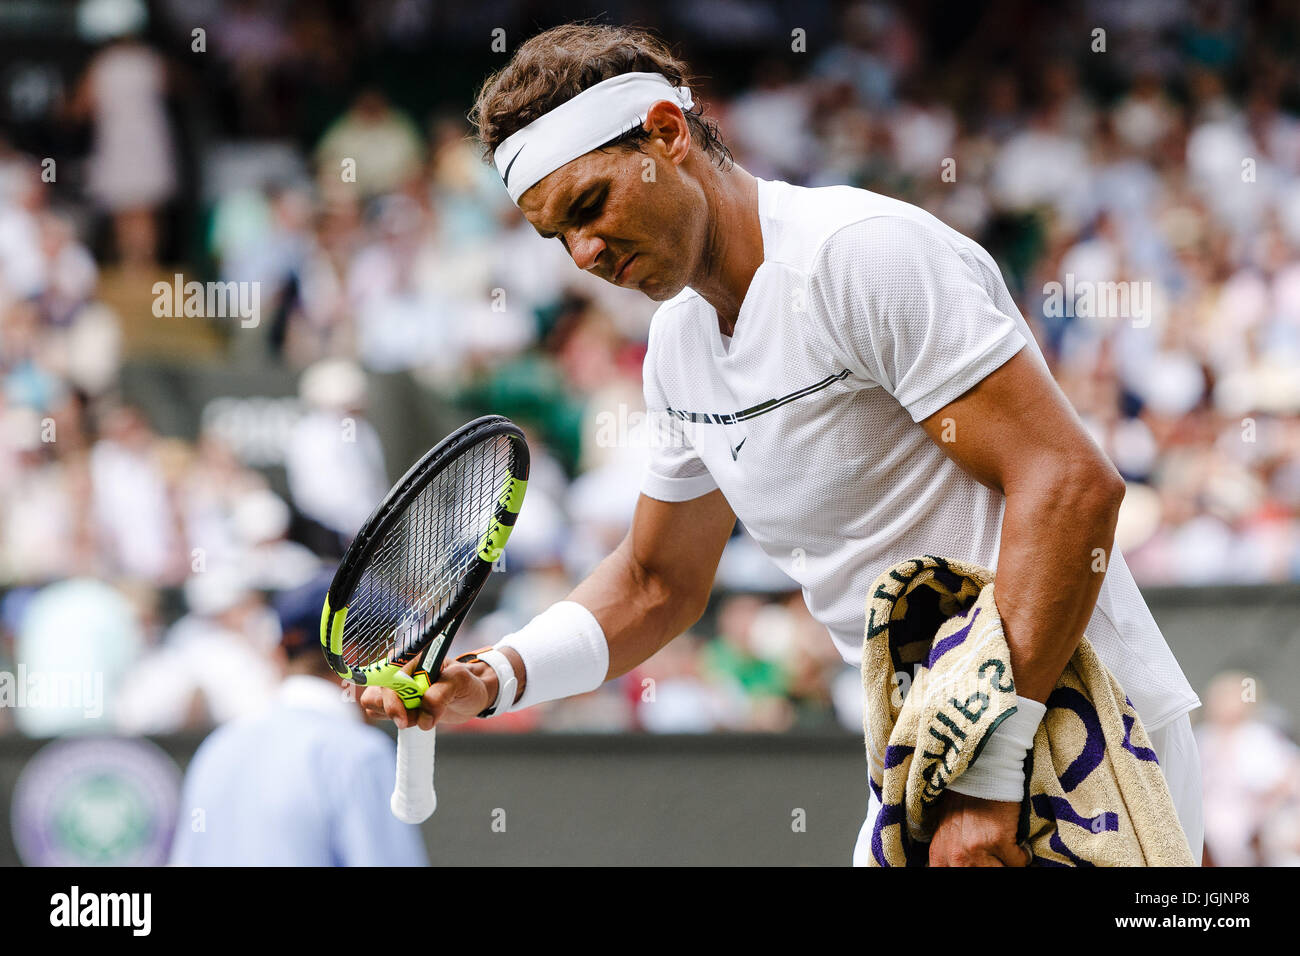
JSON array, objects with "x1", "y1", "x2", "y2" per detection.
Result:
[{"x1": 391, "y1": 724, "x2": 437, "y2": 823}]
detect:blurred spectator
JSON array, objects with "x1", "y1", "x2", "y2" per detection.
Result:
[
  {"x1": 229, "y1": 488, "x2": 321, "y2": 591},
  {"x1": 116, "y1": 567, "x2": 278, "y2": 733},
  {"x1": 0, "y1": 406, "x2": 95, "y2": 584},
  {"x1": 703, "y1": 595, "x2": 795, "y2": 731},
  {"x1": 12, "y1": 577, "x2": 143, "y2": 736},
  {"x1": 284, "y1": 358, "x2": 388, "y2": 543},
  {"x1": 314, "y1": 89, "x2": 424, "y2": 201},
  {"x1": 170, "y1": 572, "x2": 428, "y2": 865},
  {"x1": 811, "y1": 0, "x2": 909, "y2": 110},
  {"x1": 633, "y1": 634, "x2": 742, "y2": 733},
  {"x1": 89, "y1": 405, "x2": 185, "y2": 584},
  {"x1": 1196, "y1": 672, "x2": 1300, "y2": 866},
  {"x1": 70, "y1": 31, "x2": 178, "y2": 270},
  {"x1": 724, "y1": 60, "x2": 818, "y2": 182}
]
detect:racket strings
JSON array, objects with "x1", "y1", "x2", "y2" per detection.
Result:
[{"x1": 340, "y1": 435, "x2": 515, "y2": 667}]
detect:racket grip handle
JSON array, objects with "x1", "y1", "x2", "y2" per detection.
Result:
[{"x1": 391, "y1": 724, "x2": 437, "y2": 823}]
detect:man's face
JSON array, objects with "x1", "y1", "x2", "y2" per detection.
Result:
[{"x1": 516, "y1": 141, "x2": 705, "y2": 301}]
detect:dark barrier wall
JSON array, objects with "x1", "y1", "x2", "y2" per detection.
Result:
[
  {"x1": 0, "y1": 732, "x2": 869, "y2": 867},
  {"x1": 400, "y1": 733, "x2": 869, "y2": 866},
  {"x1": 1152, "y1": 584, "x2": 1300, "y2": 719}
]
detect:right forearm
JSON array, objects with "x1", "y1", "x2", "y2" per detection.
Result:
[
  {"x1": 567, "y1": 540, "x2": 702, "y2": 680},
  {"x1": 475, "y1": 491, "x2": 732, "y2": 717},
  {"x1": 477, "y1": 540, "x2": 701, "y2": 712}
]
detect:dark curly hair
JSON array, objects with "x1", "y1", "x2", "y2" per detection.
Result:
[{"x1": 470, "y1": 23, "x2": 732, "y2": 172}]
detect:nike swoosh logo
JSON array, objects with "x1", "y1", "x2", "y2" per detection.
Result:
[
  {"x1": 501, "y1": 146, "x2": 525, "y2": 188},
  {"x1": 730, "y1": 437, "x2": 746, "y2": 460}
]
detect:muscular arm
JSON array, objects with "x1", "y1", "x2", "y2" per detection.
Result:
[
  {"x1": 922, "y1": 348, "x2": 1125, "y2": 865},
  {"x1": 365, "y1": 490, "x2": 735, "y2": 727},
  {"x1": 568, "y1": 489, "x2": 736, "y2": 680},
  {"x1": 918, "y1": 348, "x2": 1125, "y2": 703}
]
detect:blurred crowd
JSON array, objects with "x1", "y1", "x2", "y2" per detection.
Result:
[{"x1": 1, "y1": 0, "x2": 1299, "y2": 862}]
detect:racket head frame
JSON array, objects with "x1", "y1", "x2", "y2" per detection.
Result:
[{"x1": 319, "y1": 414, "x2": 529, "y2": 705}]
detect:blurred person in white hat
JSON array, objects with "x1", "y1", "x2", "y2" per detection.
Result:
[
  {"x1": 116, "y1": 565, "x2": 278, "y2": 734},
  {"x1": 284, "y1": 358, "x2": 387, "y2": 548},
  {"x1": 88, "y1": 404, "x2": 185, "y2": 584},
  {"x1": 230, "y1": 488, "x2": 321, "y2": 592}
]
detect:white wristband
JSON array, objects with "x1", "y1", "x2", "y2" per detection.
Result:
[
  {"x1": 476, "y1": 649, "x2": 518, "y2": 717},
  {"x1": 495, "y1": 601, "x2": 608, "y2": 710},
  {"x1": 946, "y1": 695, "x2": 1046, "y2": 803}
]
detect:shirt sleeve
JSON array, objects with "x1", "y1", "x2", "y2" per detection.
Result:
[
  {"x1": 639, "y1": 336, "x2": 720, "y2": 503},
  {"x1": 806, "y1": 215, "x2": 1027, "y2": 422}
]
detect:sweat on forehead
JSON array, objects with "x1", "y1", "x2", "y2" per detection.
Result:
[{"x1": 519, "y1": 155, "x2": 615, "y2": 223}]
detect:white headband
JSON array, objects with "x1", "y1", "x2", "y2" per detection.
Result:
[{"x1": 493, "y1": 72, "x2": 694, "y2": 204}]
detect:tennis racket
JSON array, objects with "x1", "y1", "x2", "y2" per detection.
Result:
[{"x1": 320, "y1": 415, "x2": 529, "y2": 823}]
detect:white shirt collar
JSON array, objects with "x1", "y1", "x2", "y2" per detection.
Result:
[{"x1": 277, "y1": 674, "x2": 362, "y2": 722}]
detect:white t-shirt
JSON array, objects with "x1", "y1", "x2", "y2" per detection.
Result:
[{"x1": 640, "y1": 178, "x2": 1200, "y2": 731}]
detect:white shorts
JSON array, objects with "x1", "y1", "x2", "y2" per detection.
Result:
[{"x1": 852, "y1": 711, "x2": 1204, "y2": 866}]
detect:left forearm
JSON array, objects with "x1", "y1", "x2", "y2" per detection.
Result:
[
  {"x1": 994, "y1": 462, "x2": 1124, "y2": 703},
  {"x1": 915, "y1": 349, "x2": 1128, "y2": 855}
]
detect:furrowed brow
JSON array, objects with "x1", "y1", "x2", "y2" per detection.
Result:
[
  {"x1": 539, "y1": 183, "x2": 606, "y2": 238},
  {"x1": 535, "y1": 194, "x2": 571, "y2": 239}
]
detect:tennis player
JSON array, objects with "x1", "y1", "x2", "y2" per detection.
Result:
[{"x1": 362, "y1": 24, "x2": 1203, "y2": 866}]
